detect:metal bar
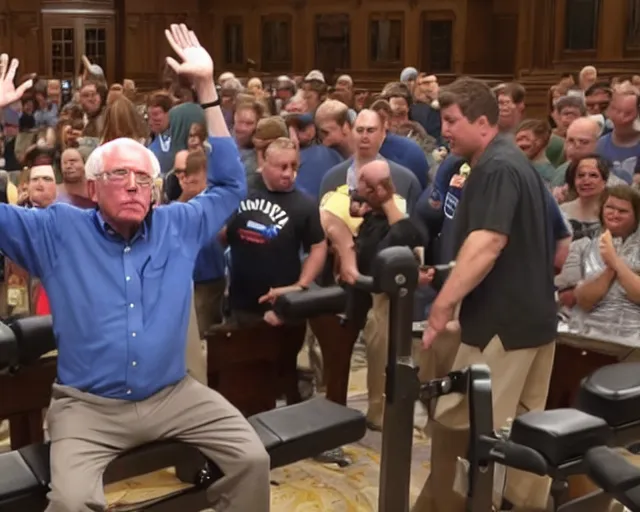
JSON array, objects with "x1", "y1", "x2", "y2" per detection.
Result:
[
  {"x1": 378, "y1": 247, "x2": 419, "y2": 512},
  {"x1": 467, "y1": 365, "x2": 495, "y2": 512}
]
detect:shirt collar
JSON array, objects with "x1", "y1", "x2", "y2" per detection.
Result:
[{"x1": 94, "y1": 209, "x2": 149, "y2": 243}]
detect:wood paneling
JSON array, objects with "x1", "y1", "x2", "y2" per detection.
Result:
[{"x1": 0, "y1": 0, "x2": 637, "y2": 101}]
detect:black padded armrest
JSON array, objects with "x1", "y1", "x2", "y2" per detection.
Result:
[
  {"x1": 585, "y1": 446, "x2": 640, "y2": 494},
  {"x1": 273, "y1": 286, "x2": 347, "y2": 320},
  {"x1": 10, "y1": 315, "x2": 56, "y2": 365},
  {"x1": 0, "y1": 322, "x2": 18, "y2": 371}
]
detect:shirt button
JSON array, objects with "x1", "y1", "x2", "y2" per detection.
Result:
[
  {"x1": 126, "y1": 276, "x2": 131, "y2": 282},
  {"x1": 124, "y1": 246, "x2": 131, "y2": 253},
  {"x1": 132, "y1": 361, "x2": 137, "y2": 367},
  {"x1": 129, "y1": 303, "x2": 134, "y2": 308},
  {"x1": 126, "y1": 389, "x2": 132, "y2": 395},
  {"x1": 132, "y1": 332, "x2": 137, "y2": 337}
]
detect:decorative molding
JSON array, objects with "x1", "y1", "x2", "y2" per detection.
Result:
[{"x1": 127, "y1": 13, "x2": 141, "y2": 31}]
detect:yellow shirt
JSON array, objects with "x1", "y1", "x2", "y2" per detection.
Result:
[
  {"x1": 319, "y1": 184, "x2": 407, "y2": 236},
  {"x1": 7, "y1": 181, "x2": 17, "y2": 205}
]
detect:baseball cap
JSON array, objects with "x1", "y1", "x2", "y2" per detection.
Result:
[
  {"x1": 400, "y1": 67, "x2": 418, "y2": 82},
  {"x1": 304, "y1": 70, "x2": 325, "y2": 83}
]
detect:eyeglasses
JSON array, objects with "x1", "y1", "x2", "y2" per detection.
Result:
[{"x1": 101, "y1": 168, "x2": 154, "y2": 186}]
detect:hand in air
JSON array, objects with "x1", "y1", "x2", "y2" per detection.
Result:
[
  {"x1": 164, "y1": 24, "x2": 214, "y2": 83},
  {"x1": 258, "y1": 285, "x2": 304, "y2": 305},
  {"x1": 422, "y1": 299, "x2": 455, "y2": 350},
  {"x1": 0, "y1": 54, "x2": 33, "y2": 109}
]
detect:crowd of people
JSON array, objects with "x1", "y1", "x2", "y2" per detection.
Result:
[{"x1": 0, "y1": 21, "x2": 639, "y2": 512}]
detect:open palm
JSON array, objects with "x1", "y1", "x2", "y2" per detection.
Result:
[
  {"x1": 0, "y1": 54, "x2": 33, "y2": 109},
  {"x1": 164, "y1": 24, "x2": 214, "y2": 82}
]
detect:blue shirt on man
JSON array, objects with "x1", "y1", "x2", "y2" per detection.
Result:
[
  {"x1": 380, "y1": 132, "x2": 429, "y2": 189},
  {"x1": 0, "y1": 137, "x2": 246, "y2": 400}
]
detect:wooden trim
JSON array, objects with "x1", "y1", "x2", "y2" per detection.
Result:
[{"x1": 41, "y1": 8, "x2": 115, "y2": 14}]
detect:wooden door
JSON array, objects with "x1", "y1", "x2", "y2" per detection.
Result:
[
  {"x1": 42, "y1": 14, "x2": 115, "y2": 82},
  {"x1": 421, "y1": 11, "x2": 455, "y2": 73},
  {"x1": 314, "y1": 14, "x2": 350, "y2": 79}
]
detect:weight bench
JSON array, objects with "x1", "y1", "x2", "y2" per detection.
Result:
[
  {"x1": 493, "y1": 362, "x2": 640, "y2": 511},
  {"x1": 0, "y1": 292, "x2": 366, "y2": 511},
  {"x1": 0, "y1": 397, "x2": 366, "y2": 511}
]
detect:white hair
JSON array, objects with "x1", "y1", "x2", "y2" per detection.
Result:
[{"x1": 85, "y1": 137, "x2": 161, "y2": 181}]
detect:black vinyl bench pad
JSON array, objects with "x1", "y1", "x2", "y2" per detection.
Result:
[
  {"x1": 273, "y1": 287, "x2": 347, "y2": 321},
  {"x1": 510, "y1": 409, "x2": 611, "y2": 467},
  {"x1": 0, "y1": 397, "x2": 365, "y2": 507}
]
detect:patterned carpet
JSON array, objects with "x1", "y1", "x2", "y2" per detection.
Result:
[{"x1": 0, "y1": 340, "x2": 432, "y2": 511}]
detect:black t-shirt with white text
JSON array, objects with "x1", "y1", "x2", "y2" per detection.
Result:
[
  {"x1": 453, "y1": 134, "x2": 557, "y2": 351},
  {"x1": 226, "y1": 181, "x2": 325, "y2": 313}
]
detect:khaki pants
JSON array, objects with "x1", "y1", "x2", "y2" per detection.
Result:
[
  {"x1": 413, "y1": 335, "x2": 555, "y2": 512},
  {"x1": 362, "y1": 293, "x2": 389, "y2": 427},
  {"x1": 186, "y1": 292, "x2": 208, "y2": 386},
  {"x1": 44, "y1": 376, "x2": 270, "y2": 512}
]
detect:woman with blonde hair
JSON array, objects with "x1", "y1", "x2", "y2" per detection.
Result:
[{"x1": 100, "y1": 95, "x2": 148, "y2": 144}]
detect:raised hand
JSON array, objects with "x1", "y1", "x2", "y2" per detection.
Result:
[
  {"x1": 164, "y1": 24, "x2": 214, "y2": 84},
  {"x1": 0, "y1": 54, "x2": 33, "y2": 108}
]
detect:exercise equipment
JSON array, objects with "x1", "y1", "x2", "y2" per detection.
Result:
[
  {"x1": 276, "y1": 245, "x2": 421, "y2": 512},
  {"x1": 0, "y1": 300, "x2": 366, "y2": 510},
  {"x1": 422, "y1": 359, "x2": 640, "y2": 511}
]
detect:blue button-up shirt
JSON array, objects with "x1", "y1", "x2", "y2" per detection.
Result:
[{"x1": 0, "y1": 137, "x2": 246, "y2": 400}]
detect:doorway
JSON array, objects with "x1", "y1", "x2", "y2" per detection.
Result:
[
  {"x1": 42, "y1": 14, "x2": 115, "y2": 82},
  {"x1": 314, "y1": 14, "x2": 350, "y2": 80}
]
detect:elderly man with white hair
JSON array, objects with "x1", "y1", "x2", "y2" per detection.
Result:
[{"x1": 0, "y1": 24, "x2": 269, "y2": 512}]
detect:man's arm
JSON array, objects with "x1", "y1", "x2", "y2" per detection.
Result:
[
  {"x1": 0, "y1": 204, "x2": 60, "y2": 279},
  {"x1": 160, "y1": 25, "x2": 246, "y2": 248},
  {"x1": 298, "y1": 241, "x2": 328, "y2": 287},
  {"x1": 437, "y1": 230, "x2": 507, "y2": 307},
  {"x1": 321, "y1": 209, "x2": 357, "y2": 276},
  {"x1": 298, "y1": 205, "x2": 328, "y2": 287}
]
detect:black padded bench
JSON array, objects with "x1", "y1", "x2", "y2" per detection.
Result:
[
  {"x1": 0, "y1": 396, "x2": 366, "y2": 511},
  {"x1": 508, "y1": 362, "x2": 640, "y2": 471}
]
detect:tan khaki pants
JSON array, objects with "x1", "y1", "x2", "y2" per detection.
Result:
[
  {"x1": 44, "y1": 376, "x2": 270, "y2": 512},
  {"x1": 362, "y1": 293, "x2": 389, "y2": 427},
  {"x1": 413, "y1": 335, "x2": 555, "y2": 512},
  {"x1": 186, "y1": 292, "x2": 208, "y2": 386}
]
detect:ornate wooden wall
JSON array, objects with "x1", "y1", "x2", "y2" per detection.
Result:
[{"x1": 0, "y1": 0, "x2": 637, "y2": 118}]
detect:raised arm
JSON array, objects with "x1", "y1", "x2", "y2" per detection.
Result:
[
  {"x1": 160, "y1": 24, "x2": 246, "y2": 247},
  {"x1": 0, "y1": 204, "x2": 60, "y2": 279},
  {"x1": 0, "y1": 54, "x2": 58, "y2": 276}
]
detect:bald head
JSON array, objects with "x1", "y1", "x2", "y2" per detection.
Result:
[
  {"x1": 174, "y1": 150, "x2": 189, "y2": 172},
  {"x1": 565, "y1": 117, "x2": 599, "y2": 161},
  {"x1": 359, "y1": 159, "x2": 390, "y2": 184}
]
